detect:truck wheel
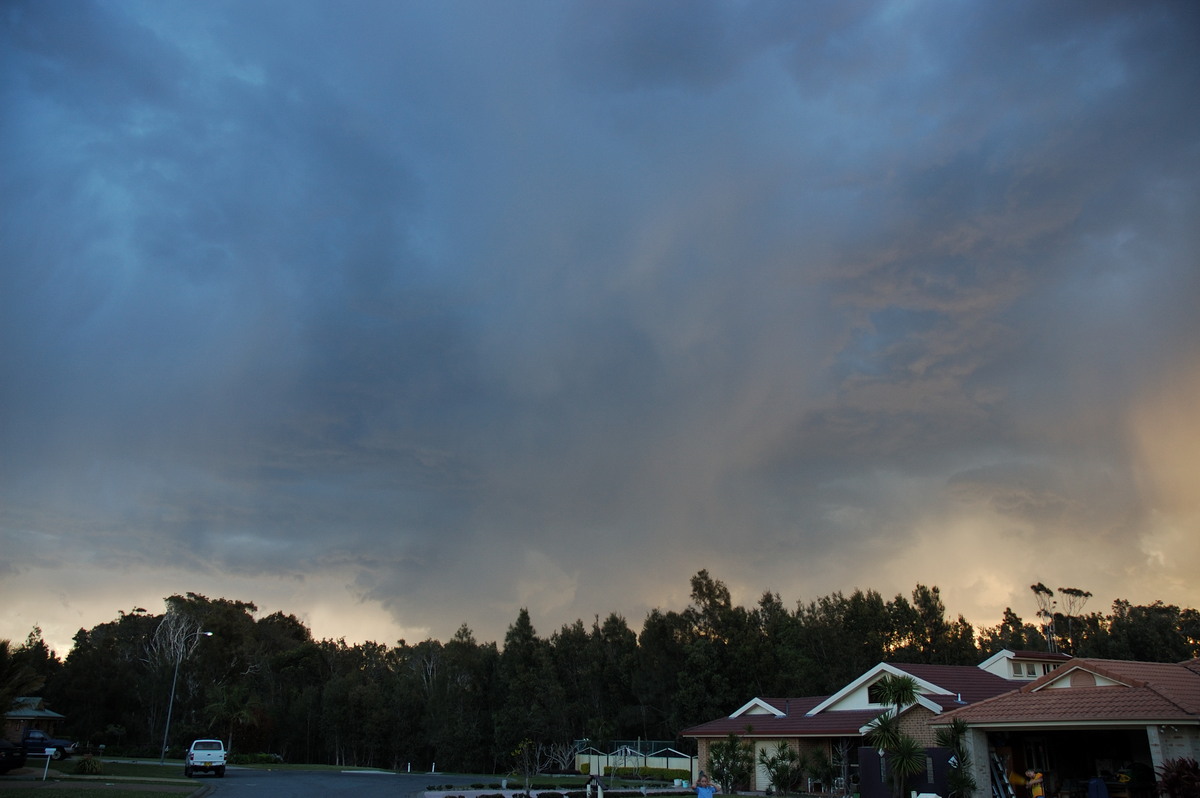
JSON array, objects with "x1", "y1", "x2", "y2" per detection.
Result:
[
  {"x1": 216, "y1": 766, "x2": 225, "y2": 777},
  {"x1": 184, "y1": 767, "x2": 193, "y2": 778}
]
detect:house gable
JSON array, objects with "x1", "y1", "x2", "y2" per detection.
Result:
[
  {"x1": 979, "y1": 649, "x2": 1070, "y2": 681},
  {"x1": 807, "y1": 662, "x2": 1010, "y2": 717},
  {"x1": 1036, "y1": 664, "x2": 1134, "y2": 690},
  {"x1": 807, "y1": 663, "x2": 945, "y2": 715},
  {"x1": 731, "y1": 698, "x2": 785, "y2": 717}
]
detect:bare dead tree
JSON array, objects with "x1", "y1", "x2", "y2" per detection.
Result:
[
  {"x1": 543, "y1": 741, "x2": 579, "y2": 773},
  {"x1": 145, "y1": 607, "x2": 205, "y2": 670}
]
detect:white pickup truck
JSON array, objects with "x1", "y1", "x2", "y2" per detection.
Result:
[{"x1": 184, "y1": 739, "x2": 226, "y2": 778}]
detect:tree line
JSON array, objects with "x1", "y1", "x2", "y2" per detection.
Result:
[{"x1": 3, "y1": 571, "x2": 1198, "y2": 771}]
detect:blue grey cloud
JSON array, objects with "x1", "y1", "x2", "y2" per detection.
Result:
[{"x1": 2, "y1": 0, "x2": 1198, "y2": 651}]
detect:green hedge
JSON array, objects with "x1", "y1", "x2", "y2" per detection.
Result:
[
  {"x1": 602, "y1": 766, "x2": 691, "y2": 781},
  {"x1": 229, "y1": 752, "x2": 285, "y2": 765}
]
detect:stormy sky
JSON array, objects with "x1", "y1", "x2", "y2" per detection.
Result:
[{"x1": 3, "y1": 0, "x2": 1198, "y2": 655}]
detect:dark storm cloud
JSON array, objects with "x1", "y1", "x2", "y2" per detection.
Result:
[{"x1": 2, "y1": 0, "x2": 1198, "y2": 650}]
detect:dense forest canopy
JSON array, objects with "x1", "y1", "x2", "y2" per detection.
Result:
[{"x1": 4, "y1": 573, "x2": 1198, "y2": 771}]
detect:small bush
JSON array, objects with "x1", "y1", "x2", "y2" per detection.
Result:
[
  {"x1": 74, "y1": 755, "x2": 105, "y2": 775},
  {"x1": 1159, "y1": 758, "x2": 1200, "y2": 798},
  {"x1": 230, "y1": 752, "x2": 283, "y2": 765},
  {"x1": 603, "y1": 767, "x2": 690, "y2": 782}
]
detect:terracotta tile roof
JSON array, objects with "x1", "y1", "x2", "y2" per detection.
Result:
[
  {"x1": 683, "y1": 663, "x2": 1019, "y2": 739},
  {"x1": 938, "y1": 658, "x2": 1200, "y2": 726},
  {"x1": 890, "y1": 663, "x2": 1016, "y2": 704},
  {"x1": 681, "y1": 703, "x2": 884, "y2": 738}
]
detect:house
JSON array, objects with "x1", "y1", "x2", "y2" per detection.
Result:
[
  {"x1": 979, "y1": 650, "x2": 1072, "y2": 682},
  {"x1": 3, "y1": 697, "x2": 66, "y2": 743},
  {"x1": 935, "y1": 658, "x2": 1200, "y2": 798},
  {"x1": 682, "y1": 654, "x2": 1032, "y2": 794}
]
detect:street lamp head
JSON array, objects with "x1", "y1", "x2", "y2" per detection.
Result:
[{"x1": 201, "y1": 631, "x2": 213, "y2": 637}]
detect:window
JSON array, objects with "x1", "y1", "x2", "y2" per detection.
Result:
[{"x1": 868, "y1": 681, "x2": 885, "y2": 704}]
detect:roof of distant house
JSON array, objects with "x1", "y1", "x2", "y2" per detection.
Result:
[
  {"x1": 937, "y1": 658, "x2": 1200, "y2": 726},
  {"x1": 683, "y1": 662, "x2": 1016, "y2": 739},
  {"x1": 6, "y1": 697, "x2": 65, "y2": 721}
]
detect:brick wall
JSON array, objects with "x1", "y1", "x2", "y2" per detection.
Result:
[{"x1": 901, "y1": 706, "x2": 939, "y2": 747}]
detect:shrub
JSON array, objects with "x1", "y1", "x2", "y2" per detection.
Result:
[
  {"x1": 603, "y1": 766, "x2": 691, "y2": 782},
  {"x1": 230, "y1": 752, "x2": 284, "y2": 765},
  {"x1": 74, "y1": 755, "x2": 105, "y2": 775},
  {"x1": 1159, "y1": 758, "x2": 1200, "y2": 798}
]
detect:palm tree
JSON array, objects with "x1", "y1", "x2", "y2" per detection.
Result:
[
  {"x1": 758, "y1": 740, "x2": 803, "y2": 795},
  {"x1": 935, "y1": 718, "x2": 978, "y2": 798},
  {"x1": 205, "y1": 684, "x2": 260, "y2": 751},
  {"x1": 709, "y1": 733, "x2": 755, "y2": 794},
  {"x1": 866, "y1": 674, "x2": 923, "y2": 798}
]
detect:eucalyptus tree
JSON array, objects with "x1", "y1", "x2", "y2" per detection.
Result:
[
  {"x1": 754, "y1": 591, "x2": 809, "y2": 697},
  {"x1": 1103, "y1": 600, "x2": 1199, "y2": 661},
  {"x1": 978, "y1": 608, "x2": 1045, "y2": 655},
  {"x1": 590, "y1": 613, "x2": 640, "y2": 741},
  {"x1": 551, "y1": 618, "x2": 598, "y2": 742},
  {"x1": 795, "y1": 589, "x2": 895, "y2": 694},
  {"x1": 634, "y1": 607, "x2": 691, "y2": 740},
  {"x1": 1055, "y1": 587, "x2": 1093, "y2": 654},
  {"x1": 1030, "y1": 583, "x2": 1057, "y2": 652},
  {"x1": 0, "y1": 637, "x2": 45, "y2": 716},
  {"x1": 901, "y1": 585, "x2": 978, "y2": 665},
  {"x1": 425, "y1": 625, "x2": 497, "y2": 773},
  {"x1": 495, "y1": 608, "x2": 566, "y2": 768},
  {"x1": 677, "y1": 571, "x2": 771, "y2": 724}
]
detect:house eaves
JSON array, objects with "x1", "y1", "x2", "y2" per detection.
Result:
[
  {"x1": 730, "y1": 697, "x2": 787, "y2": 718},
  {"x1": 807, "y1": 663, "x2": 946, "y2": 716},
  {"x1": 935, "y1": 658, "x2": 1200, "y2": 729}
]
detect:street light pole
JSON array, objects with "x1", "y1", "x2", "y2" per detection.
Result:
[{"x1": 159, "y1": 630, "x2": 212, "y2": 764}]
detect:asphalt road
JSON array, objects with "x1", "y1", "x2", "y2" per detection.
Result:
[{"x1": 199, "y1": 769, "x2": 483, "y2": 798}]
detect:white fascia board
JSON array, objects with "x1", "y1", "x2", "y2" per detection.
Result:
[
  {"x1": 978, "y1": 650, "x2": 1015, "y2": 672},
  {"x1": 731, "y1": 698, "x2": 785, "y2": 718},
  {"x1": 1032, "y1": 664, "x2": 1132, "y2": 692},
  {"x1": 960, "y1": 719, "x2": 1198, "y2": 731},
  {"x1": 808, "y1": 663, "x2": 906, "y2": 715},
  {"x1": 809, "y1": 663, "x2": 952, "y2": 716}
]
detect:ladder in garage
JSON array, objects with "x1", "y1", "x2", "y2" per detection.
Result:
[{"x1": 991, "y1": 751, "x2": 1017, "y2": 798}]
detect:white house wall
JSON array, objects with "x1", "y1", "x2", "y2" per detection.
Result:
[
  {"x1": 964, "y1": 728, "x2": 992, "y2": 798},
  {"x1": 1147, "y1": 724, "x2": 1200, "y2": 770},
  {"x1": 824, "y1": 684, "x2": 875, "y2": 711}
]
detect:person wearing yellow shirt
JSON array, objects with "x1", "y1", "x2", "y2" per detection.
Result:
[{"x1": 1025, "y1": 770, "x2": 1045, "y2": 798}]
